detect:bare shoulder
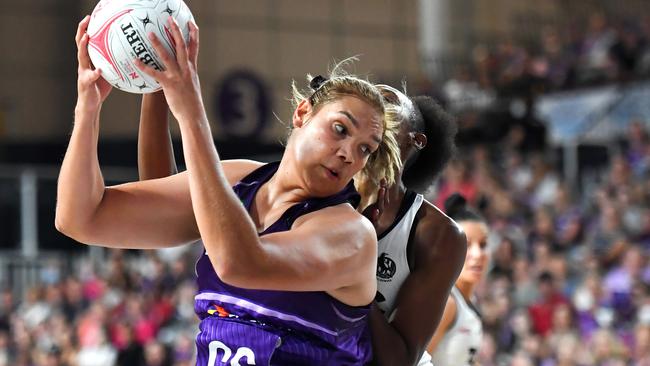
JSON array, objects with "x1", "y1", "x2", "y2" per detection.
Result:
[
  {"x1": 311, "y1": 205, "x2": 377, "y2": 303},
  {"x1": 221, "y1": 159, "x2": 265, "y2": 186},
  {"x1": 413, "y1": 198, "x2": 467, "y2": 265},
  {"x1": 295, "y1": 203, "x2": 376, "y2": 241},
  {"x1": 293, "y1": 204, "x2": 377, "y2": 263}
]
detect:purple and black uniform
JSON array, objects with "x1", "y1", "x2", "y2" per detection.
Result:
[{"x1": 194, "y1": 162, "x2": 372, "y2": 366}]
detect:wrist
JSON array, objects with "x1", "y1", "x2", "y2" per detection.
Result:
[
  {"x1": 75, "y1": 102, "x2": 101, "y2": 118},
  {"x1": 143, "y1": 90, "x2": 167, "y2": 104},
  {"x1": 175, "y1": 101, "x2": 208, "y2": 127}
]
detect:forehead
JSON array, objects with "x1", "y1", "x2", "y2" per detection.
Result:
[
  {"x1": 462, "y1": 221, "x2": 489, "y2": 237},
  {"x1": 378, "y1": 84, "x2": 416, "y2": 124},
  {"x1": 322, "y1": 96, "x2": 383, "y2": 137}
]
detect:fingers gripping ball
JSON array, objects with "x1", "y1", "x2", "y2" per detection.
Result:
[{"x1": 87, "y1": 0, "x2": 195, "y2": 94}]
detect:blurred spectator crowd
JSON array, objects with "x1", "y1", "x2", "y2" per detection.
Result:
[
  {"x1": 428, "y1": 12, "x2": 650, "y2": 364},
  {"x1": 440, "y1": 12, "x2": 650, "y2": 114},
  {"x1": 0, "y1": 248, "x2": 201, "y2": 366},
  {"x1": 431, "y1": 118, "x2": 650, "y2": 365}
]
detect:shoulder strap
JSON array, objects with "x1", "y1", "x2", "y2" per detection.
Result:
[
  {"x1": 232, "y1": 161, "x2": 279, "y2": 210},
  {"x1": 258, "y1": 180, "x2": 361, "y2": 235}
]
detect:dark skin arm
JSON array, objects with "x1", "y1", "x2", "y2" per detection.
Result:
[
  {"x1": 369, "y1": 203, "x2": 467, "y2": 366},
  {"x1": 138, "y1": 91, "x2": 177, "y2": 180}
]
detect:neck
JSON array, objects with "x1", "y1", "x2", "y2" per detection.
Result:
[
  {"x1": 264, "y1": 159, "x2": 311, "y2": 206},
  {"x1": 455, "y1": 279, "x2": 476, "y2": 301},
  {"x1": 374, "y1": 177, "x2": 408, "y2": 233},
  {"x1": 387, "y1": 178, "x2": 407, "y2": 204}
]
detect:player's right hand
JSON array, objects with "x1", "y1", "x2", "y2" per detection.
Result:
[{"x1": 135, "y1": 18, "x2": 202, "y2": 125}]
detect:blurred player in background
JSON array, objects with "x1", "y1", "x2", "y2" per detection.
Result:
[{"x1": 426, "y1": 193, "x2": 490, "y2": 366}]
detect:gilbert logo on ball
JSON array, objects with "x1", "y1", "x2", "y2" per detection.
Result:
[{"x1": 87, "y1": 0, "x2": 195, "y2": 94}]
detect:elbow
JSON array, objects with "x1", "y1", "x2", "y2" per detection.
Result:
[
  {"x1": 54, "y1": 209, "x2": 92, "y2": 244},
  {"x1": 214, "y1": 256, "x2": 277, "y2": 289},
  {"x1": 395, "y1": 344, "x2": 422, "y2": 366},
  {"x1": 54, "y1": 215, "x2": 81, "y2": 242},
  {"x1": 214, "y1": 261, "x2": 234, "y2": 284},
  {"x1": 408, "y1": 349, "x2": 425, "y2": 366},
  {"x1": 399, "y1": 348, "x2": 424, "y2": 366},
  {"x1": 374, "y1": 345, "x2": 421, "y2": 366},
  {"x1": 206, "y1": 237, "x2": 265, "y2": 288},
  {"x1": 212, "y1": 256, "x2": 252, "y2": 288},
  {"x1": 215, "y1": 264, "x2": 253, "y2": 289},
  {"x1": 54, "y1": 209, "x2": 74, "y2": 237}
]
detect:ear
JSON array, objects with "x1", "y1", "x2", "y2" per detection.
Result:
[
  {"x1": 413, "y1": 132, "x2": 427, "y2": 150},
  {"x1": 292, "y1": 99, "x2": 313, "y2": 129}
]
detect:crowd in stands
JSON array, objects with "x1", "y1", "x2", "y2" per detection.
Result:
[
  {"x1": 430, "y1": 118, "x2": 650, "y2": 365},
  {"x1": 430, "y1": 14, "x2": 650, "y2": 364},
  {"x1": 440, "y1": 12, "x2": 650, "y2": 114},
  {"x1": 0, "y1": 248, "x2": 200, "y2": 366}
]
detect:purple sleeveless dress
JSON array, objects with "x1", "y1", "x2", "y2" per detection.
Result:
[{"x1": 193, "y1": 162, "x2": 372, "y2": 365}]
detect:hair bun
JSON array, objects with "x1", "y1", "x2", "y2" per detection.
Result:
[
  {"x1": 309, "y1": 75, "x2": 328, "y2": 90},
  {"x1": 444, "y1": 193, "x2": 467, "y2": 217}
]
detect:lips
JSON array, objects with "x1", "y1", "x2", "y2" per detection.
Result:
[
  {"x1": 469, "y1": 265, "x2": 484, "y2": 272},
  {"x1": 322, "y1": 165, "x2": 340, "y2": 180}
]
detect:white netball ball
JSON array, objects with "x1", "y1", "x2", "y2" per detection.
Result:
[{"x1": 87, "y1": 0, "x2": 195, "y2": 94}]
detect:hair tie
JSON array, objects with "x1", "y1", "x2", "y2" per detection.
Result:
[{"x1": 310, "y1": 75, "x2": 328, "y2": 90}]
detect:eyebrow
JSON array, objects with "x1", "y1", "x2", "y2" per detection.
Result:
[{"x1": 338, "y1": 111, "x2": 382, "y2": 145}]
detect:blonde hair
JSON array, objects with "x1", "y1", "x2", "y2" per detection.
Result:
[
  {"x1": 290, "y1": 59, "x2": 401, "y2": 191},
  {"x1": 355, "y1": 85, "x2": 412, "y2": 209}
]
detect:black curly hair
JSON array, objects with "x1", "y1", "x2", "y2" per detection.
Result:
[{"x1": 402, "y1": 96, "x2": 458, "y2": 193}]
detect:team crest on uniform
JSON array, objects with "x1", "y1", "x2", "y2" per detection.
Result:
[{"x1": 376, "y1": 253, "x2": 396, "y2": 281}]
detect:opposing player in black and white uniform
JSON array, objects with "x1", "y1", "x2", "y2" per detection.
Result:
[
  {"x1": 426, "y1": 194, "x2": 489, "y2": 366},
  {"x1": 364, "y1": 86, "x2": 467, "y2": 366}
]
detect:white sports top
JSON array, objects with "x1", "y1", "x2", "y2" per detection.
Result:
[
  {"x1": 430, "y1": 286, "x2": 483, "y2": 366},
  {"x1": 376, "y1": 191, "x2": 423, "y2": 318},
  {"x1": 375, "y1": 192, "x2": 434, "y2": 366}
]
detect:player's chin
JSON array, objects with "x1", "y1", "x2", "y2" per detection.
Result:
[
  {"x1": 469, "y1": 271, "x2": 484, "y2": 283},
  {"x1": 306, "y1": 173, "x2": 350, "y2": 196},
  {"x1": 462, "y1": 271, "x2": 483, "y2": 284}
]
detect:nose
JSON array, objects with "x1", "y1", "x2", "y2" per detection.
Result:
[
  {"x1": 468, "y1": 242, "x2": 483, "y2": 259},
  {"x1": 337, "y1": 142, "x2": 354, "y2": 164}
]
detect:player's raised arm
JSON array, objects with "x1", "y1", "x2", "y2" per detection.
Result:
[
  {"x1": 138, "y1": 91, "x2": 177, "y2": 180},
  {"x1": 56, "y1": 16, "x2": 198, "y2": 249}
]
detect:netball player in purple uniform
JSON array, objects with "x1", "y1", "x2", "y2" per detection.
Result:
[
  {"x1": 138, "y1": 85, "x2": 466, "y2": 366},
  {"x1": 58, "y1": 17, "x2": 401, "y2": 365}
]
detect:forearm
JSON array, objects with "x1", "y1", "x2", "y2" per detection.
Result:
[
  {"x1": 139, "y1": 19, "x2": 262, "y2": 274},
  {"x1": 177, "y1": 111, "x2": 261, "y2": 275},
  {"x1": 138, "y1": 92, "x2": 177, "y2": 180},
  {"x1": 369, "y1": 304, "x2": 419, "y2": 366},
  {"x1": 55, "y1": 104, "x2": 105, "y2": 236}
]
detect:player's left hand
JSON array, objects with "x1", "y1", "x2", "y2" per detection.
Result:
[{"x1": 135, "y1": 17, "x2": 202, "y2": 124}]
